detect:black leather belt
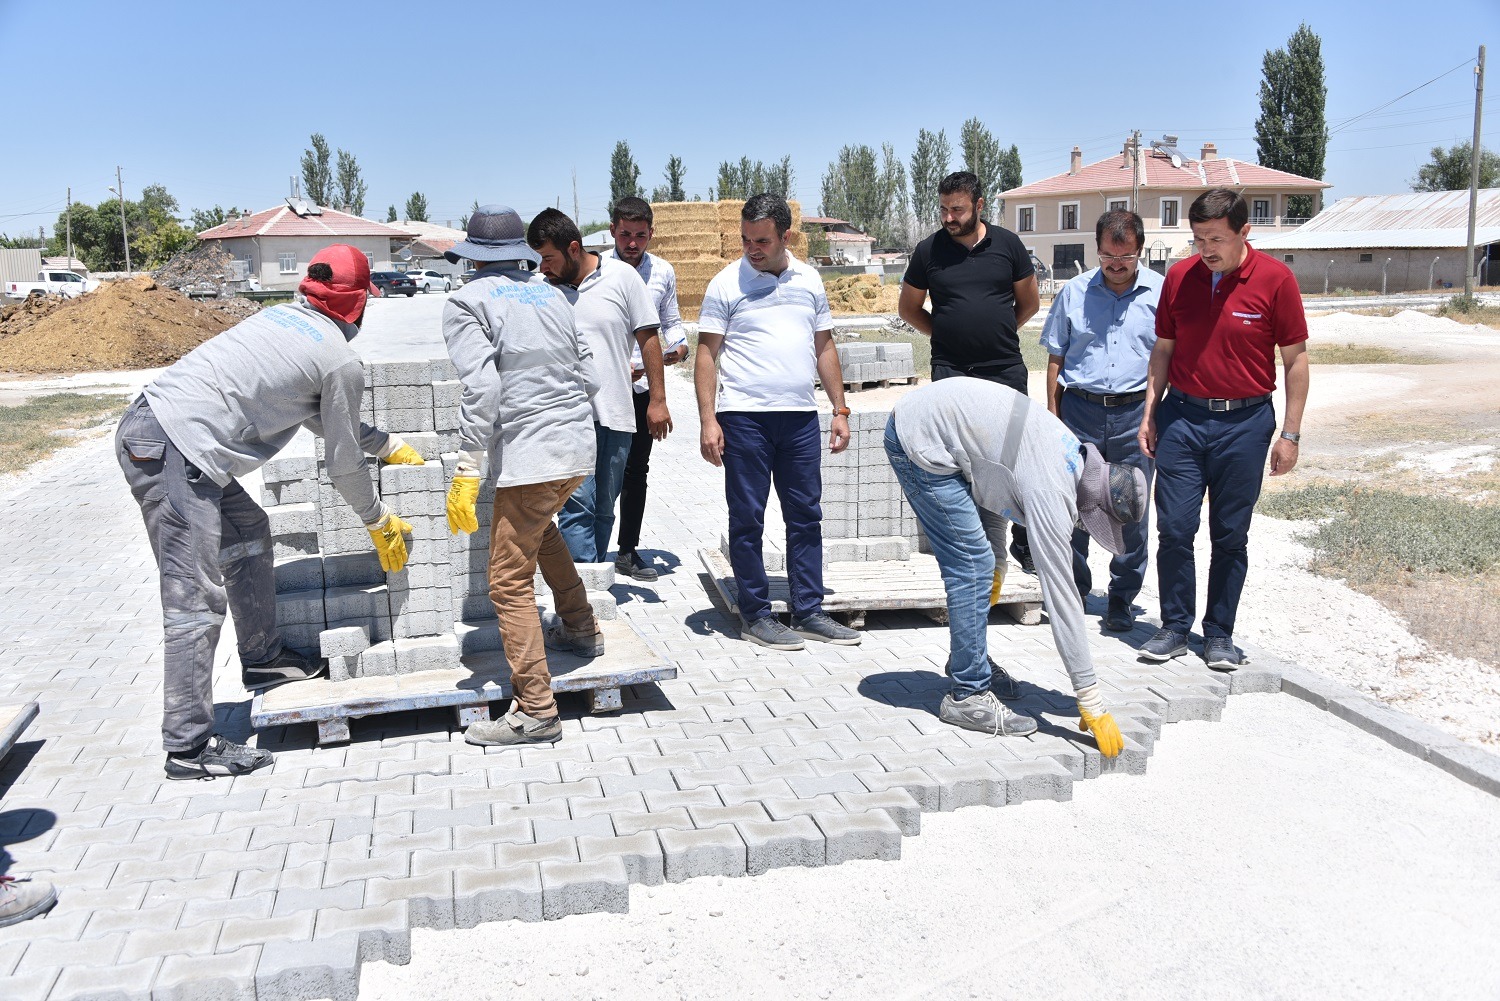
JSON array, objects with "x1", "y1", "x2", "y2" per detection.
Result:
[
  {"x1": 1066, "y1": 387, "x2": 1147, "y2": 407},
  {"x1": 1168, "y1": 388, "x2": 1271, "y2": 412}
]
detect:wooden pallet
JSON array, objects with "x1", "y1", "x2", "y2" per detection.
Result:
[
  {"x1": 699, "y1": 548, "x2": 1043, "y2": 628},
  {"x1": 251, "y1": 618, "x2": 676, "y2": 746},
  {"x1": 0, "y1": 702, "x2": 38, "y2": 762},
  {"x1": 838, "y1": 377, "x2": 920, "y2": 392}
]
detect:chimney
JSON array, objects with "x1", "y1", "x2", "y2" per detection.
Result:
[
  {"x1": 1069, "y1": 146, "x2": 1082, "y2": 175},
  {"x1": 1200, "y1": 142, "x2": 1218, "y2": 161}
]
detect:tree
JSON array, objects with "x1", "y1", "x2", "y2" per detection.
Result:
[
  {"x1": 1254, "y1": 23, "x2": 1328, "y2": 218},
  {"x1": 820, "y1": 143, "x2": 907, "y2": 247},
  {"x1": 1412, "y1": 141, "x2": 1500, "y2": 192},
  {"x1": 386, "y1": 205, "x2": 398, "y2": 223},
  {"x1": 404, "y1": 192, "x2": 429, "y2": 223},
  {"x1": 609, "y1": 141, "x2": 642, "y2": 213},
  {"x1": 48, "y1": 183, "x2": 192, "y2": 270},
  {"x1": 715, "y1": 156, "x2": 793, "y2": 200},
  {"x1": 335, "y1": 148, "x2": 367, "y2": 216},
  {"x1": 189, "y1": 206, "x2": 240, "y2": 232},
  {"x1": 300, "y1": 133, "x2": 333, "y2": 206},
  {"x1": 909, "y1": 128, "x2": 951, "y2": 232},
  {"x1": 459, "y1": 200, "x2": 480, "y2": 229},
  {"x1": 764, "y1": 155, "x2": 795, "y2": 199},
  {"x1": 998, "y1": 144, "x2": 1023, "y2": 194},
  {"x1": 651, "y1": 155, "x2": 687, "y2": 202},
  {"x1": 960, "y1": 118, "x2": 1005, "y2": 219}
]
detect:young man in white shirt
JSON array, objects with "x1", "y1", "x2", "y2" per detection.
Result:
[
  {"x1": 605, "y1": 197, "x2": 690, "y2": 581},
  {"x1": 694, "y1": 193, "x2": 861, "y2": 650}
]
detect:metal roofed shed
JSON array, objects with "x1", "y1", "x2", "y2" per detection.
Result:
[{"x1": 1252, "y1": 189, "x2": 1500, "y2": 293}]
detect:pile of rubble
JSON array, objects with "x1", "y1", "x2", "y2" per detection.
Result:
[{"x1": 152, "y1": 241, "x2": 238, "y2": 294}]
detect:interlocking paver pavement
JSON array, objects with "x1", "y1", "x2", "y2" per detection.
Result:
[{"x1": 0, "y1": 373, "x2": 1277, "y2": 1000}]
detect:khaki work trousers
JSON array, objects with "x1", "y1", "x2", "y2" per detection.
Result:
[{"x1": 488, "y1": 476, "x2": 595, "y2": 718}]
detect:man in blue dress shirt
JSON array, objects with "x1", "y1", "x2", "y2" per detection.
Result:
[{"x1": 1040, "y1": 209, "x2": 1162, "y2": 632}]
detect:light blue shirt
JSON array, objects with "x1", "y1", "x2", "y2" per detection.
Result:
[{"x1": 1039, "y1": 265, "x2": 1163, "y2": 395}]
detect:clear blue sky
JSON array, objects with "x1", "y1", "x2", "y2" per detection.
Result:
[{"x1": 0, "y1": 0, "x2": 1494, "y2": 237}]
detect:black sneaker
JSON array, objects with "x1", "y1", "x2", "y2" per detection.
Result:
[
  {"x1": 164, "y1": 735, "x2": 273, "y2": 781},
  {"x1": 1010, "y1": 543, "x2": 1037, "y2": 576},
  {"x1": 614, "y1": 550, "x2": 659, "y2": 582},
  {"x1": 1104, "y1": 599, "x2": 1135, "y2": 633},
  {"x1": 243, "y1": 647, "x2": 326, "y2": 692},
  {"x1": 1139, "y1": 628, "x2": 1190, "y2": 662},
  {"x1": 1203, "y1": 636, "x2": 1248, "y2": 671}
]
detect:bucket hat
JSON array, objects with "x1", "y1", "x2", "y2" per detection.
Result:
[
  {"x1": 1076, "y1": 442, "x2": 1148, "y2": 556},
  {"x1": 445, "y1": 205, "x2": 540, "y2": 265}
]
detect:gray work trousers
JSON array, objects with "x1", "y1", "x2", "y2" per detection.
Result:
[{"x1": 115, "y1": 398, "x2": 280, "y2": 751}]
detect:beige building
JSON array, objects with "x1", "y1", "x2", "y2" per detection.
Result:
[
  {"x1": 998, "y1": 138, "x2": 1331, "y2": 279},
  {"x1": 197, "y1": 200, "x2": 410, "y2": 289}
]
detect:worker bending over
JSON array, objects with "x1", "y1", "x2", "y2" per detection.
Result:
[
  {"x1": 117, "y1": 245, "x2": 424, "y2": 780},
  {"x1": 886, "y1": 378, "x2": 1147, "y2": 755}
]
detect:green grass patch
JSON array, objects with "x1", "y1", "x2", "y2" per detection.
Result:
[
  {"x1": 1306, "y1": 343, "x2": 1441, "y2": 365},
  {"x1": 1258, "y1": 483, "x2": 1500, "y2": 580},
  {"x1": 0, "y1": 392, "x2": 131, "y2": 475}
]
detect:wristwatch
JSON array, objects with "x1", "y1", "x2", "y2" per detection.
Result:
[
  {"x1": 1280, "y1": 431, "x2": 1301, "y2": 444},
  {"x1": 833, "y1": 406, "x2": 851, "y2": 418}
]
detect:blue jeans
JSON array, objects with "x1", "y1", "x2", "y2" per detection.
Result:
[
  {"x1": 1059, "y1": 392, "x2": 1154, "y2": 603},
  {"x1": 559, "y1": 422, "x2": 634, "y2": 563},
  {"x1": 1154, "y1": 395, "x2": 1276, "y2": 639},
  {"x1": 885, "y1": 418, "x2": 994, "y2": 698},
  {"x1": 720, "y1": 411, "x2": 824, "y2": 621}
]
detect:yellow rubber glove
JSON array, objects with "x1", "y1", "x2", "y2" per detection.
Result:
[
  {"x1": 446, "y1": 476, "x2": 480, "y2": 535},
  {"x1": 382, "y1": 444, "x2": 425, "y2": 466},
  {"x1": 989, "y1": 561, "x2": 1007, "y2": 605},
  {"x1": 367, "y1": 512, "x2": 413, "y2": 573},
  {"x1": 1075, "y1": 683, "x2": 1123, "y2": 758}
]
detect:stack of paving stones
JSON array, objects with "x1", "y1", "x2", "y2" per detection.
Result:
[
  {"x1": 834, "y1": 340, "x2": 916, "y2": 387},
  {"x1": 0, "y1": 373, "x2": 1284, "y2": 1001},
  {"x1": 720, "y1": 409, "x2": 925, "y2": 568},
  {"x1": 262, "y1": 359, "x2": 618, "y2": 680}
]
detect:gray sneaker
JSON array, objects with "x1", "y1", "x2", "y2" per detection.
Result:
[
  {"x1": 1139, "y1": 628, "x2": 1190, "y2": 662},
  {"x1": 164, "y1": 735, "x2": 273, "y2": 781},
  {"x1": 543, "y1": 616, "x2": 604, "y2": 658},
  {"x1": 938, "y1": 690, "x2": 1038, "y2": 736},
  {"x1": 1203, "y1": 636, "x2": 1248, "y2": 671},
  {"x1": 790, "y1": 611, "x2": 862, "y2": 646},
  {"x1": 464, "y1": 707, "x2": 562, "y2": 746},
  {"x1": 741, "y1": 616, "x2": 805, "y2": 650},
  {"x1": 0, "y1": 876, "x2": 57, "y2": 927}
]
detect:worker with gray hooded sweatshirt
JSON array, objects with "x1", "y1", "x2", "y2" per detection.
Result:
[
  {"x1": 117, "y1": 245, "x2": 425, "y2": 780},
  {"x1": 886, "y1": 378, "x2": 1147, "y2": 755}
]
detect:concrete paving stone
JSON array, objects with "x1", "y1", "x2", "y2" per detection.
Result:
[
  {"x1": 0, "y1": 968, "x2": 60, "y2": 1001},
  {"x1": 533, "y1": 814, "x2": 616, "y2": 843},
  {"x1": 48, "y1": 956, "x2": 160, "y2": 1001},
  {"x1": 568, "y1": 792, "x2": 648, "y2": 819},
  {"x1": 761, "y1": 794, "x2": 845, "y2": 821},
  {"x1": 19, "y1": 932, "x2": 125, "y2": 973},
  {"x1": 1098, "y1": 734, "x2": 1151, "y2": 775},
  {"x1": 214, "y1": 911, "x2": 316, "y2": 954},
  {"x1": 314, "y1": 901, "x2": 411, "y2": 965},
  {"x1": 150, "y1": 946, "x2": 260, "y2": 1001},
  {"x1": 450, "y1": 783, "x2": 526, "y2": 811},
  {"x1": 405, "y1": 804, "x2": 489, "y2": 836},
  {"x1": 557, "y1": 758, "x2": 634, "y2": 784},
  {"x1": 525, "y1": 777, "x2": 602, "y2": 804},
  {"x1": 494, "y1": 837, "x2": 579, "y2": 867},
  {"x1": 658, "y1": 826, "x2": 748, "y2": 883},
  {"x1": 409, "y1": 845, "x2": 495, "y2": 880},
  {"x1": 254, "y1": 931, "x2": 360, "y2": 1001},
  {"x1": 365, "y1": 872, "x2": 455, "y2": 931},
  {"x1": 116, "y1": 920, "x2": 222, "y2": 963},
  {"x1": 276, "y1": 860, "x2": 327, "y2": 892},
  {"x1": 232, "y1": 868, "x2": 281, "y2": 900},
  {"x1": 738, "y1": 816, "x2": 827, "y2": 876},
  {"x1": 371, "y1": 827, "x2": 452, "y2": 857},
  {"x1": 1147, "y1": 684, "x2": 1225, "y2": 722},
  {"x1": 688, "y1": 802, "x2": 773, "y2": 830},
  {"x1": 180, "y1": 891, "x2": 275, "y2": 927},
  {"x1": 450, "y1": 819, "x2": 534, "y2": 851},
  {"x1": 926, "y1": 763, "x2": 1009, "y2": 811},
  {"x1": 669, "y1": 765, "x2": 748, "y2": 791},
  {"x1": 643, "y1": 787, "x2": 723, "y2": 812},
  {"x1": 540, "y1": 857, "x2": 630, "y2": 919},
  {"x1": 786, "y1": 772, "x2": 870, "y2": 798},
  {"x1": 764, "y1": 740, "x2": 843, "y2": 766},
  {"x1": 271, "y1": 879, "x2": 368, "y2": 918},
  {"x1": 453, "y1": 865, "x2": 543, "y2": 928},
  {"x1": 181, "y1": 787, "x2": 266, "y2": 821},
  {"x1": 995, "y1": 758, "x2": 1075, "y2": 804},
  {"x1": 577, "y1": 831, "x2": 665, "y2": 886},
  {"x1": 833, "y1": 788, "x2": 923, "y2": 836},
  {"x1": 816, "y1": 809, "x2": 905, "y2": 865},
  {"x1": 808, "y1": 753, "x2": 886, "y2": 777},
  {"x1": 492, "y1": 800, "x2": 570, "y2": 827},
  {"x1": 714, "y1": 780, "x2": 797, "y2": 805},
  {"x1": 720, "y1": 729, "x2": 797, "y2": 753},
  {"x1": 612, "y1": 808, "x2": 694, "y2": 837},
  {"x1": 739, "y1": 758, "x2": 817, "y2": 784}
]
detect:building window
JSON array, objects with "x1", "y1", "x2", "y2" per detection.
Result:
[
  {"x1": 1060, "y1": 203, "x2": 1080, "y2": 231},
  {"x1": 1053, "y1": 243, "x2": 1086, "y2": 278},
  {"x1": 1017, "y1": 206, "x2": 1034, "y2": 232},
  {"x1": 1359, "y1": 253, "x2": 1373, "y2": 263},
  {"x1": 1253, "y1": 198, "x2": 1272, "y2": 224},
  {"x1": 1284, "y1": 254, "x2": 1295, "y2": 263},
  {"x1": 1161, "y1": 198, "x2": 1180, "y2": 227},
  {"x1": 278, "y1": 252, "x2": 297, "y2": 274},
  {"x1": 1109, "y1": 199, "x2": 1128, "y2": 212},
  {"x1": 365, "y1": 252, "x2": 375, "y2": 270}
]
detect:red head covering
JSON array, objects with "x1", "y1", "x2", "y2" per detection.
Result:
[{"x1": 299, "y1": 244, "x2": 374, "y2": 324}]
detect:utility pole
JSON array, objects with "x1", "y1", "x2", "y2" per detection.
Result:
[
  {"x1": 1128, "y1": 129, "x2": 1142, "y2": 214},
  {"x1": 1464, "y1": 44, "x2": 1485, "y2": 298},
  {"x1": 572, "y1": 168, "x2": 580, "y2": 224},
  {"x1": 65, "y1": 187, "x2": 73, "y2": 269},
  {"x1": 109, "y1": 166, "x2": 133, "y2": 275}
]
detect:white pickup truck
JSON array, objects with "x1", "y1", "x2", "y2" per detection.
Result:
[{"x1": 4, "y1": 270, "x2": 101, "y2": 300}]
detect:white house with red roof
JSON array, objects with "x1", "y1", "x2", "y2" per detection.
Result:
[
  {"x1": 801, "y1": 216, "x2": 877, "y2": 265},
  {"x1": 998, "y1": 138, "x2": 1331, "y2": 279},
  {"x1": 197, "y1": 199, "x2": 412, "y2": 289}
]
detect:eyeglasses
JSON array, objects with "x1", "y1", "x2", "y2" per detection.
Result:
[{"x1": 1097, "y1": 252, "x2": 1141, "y2": 264}]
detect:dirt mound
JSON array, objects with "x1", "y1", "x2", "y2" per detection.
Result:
[
  {"x1": 824, "y1": 273, "x2": 901, "y2": 315},
  {"x1": 0, "y1": 275, "x2": 238, "y2": 374}
]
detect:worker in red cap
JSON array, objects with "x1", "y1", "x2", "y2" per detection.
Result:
[{"x1": 116, "y1": 244, "x2": 425, "y2": 780}]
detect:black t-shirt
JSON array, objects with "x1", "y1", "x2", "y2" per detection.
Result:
[{"x1": 903, "y1": 222, "x2": 1035, "y2": 373}]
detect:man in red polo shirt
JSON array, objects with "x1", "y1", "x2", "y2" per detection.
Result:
[{"x1": 1136, "y1": 188, "x2": 1309, "y2": 669}]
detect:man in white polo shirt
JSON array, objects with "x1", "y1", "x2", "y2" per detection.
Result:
[
  {"x1": 527, "y1": 208, "x2": 669, "y2": 564},
  {"x1": 606, "y1": 197, "x2": 690, "y2": 582},
  {"x1": 695, "y1": 193, "x2": 861, "y2": 650}
]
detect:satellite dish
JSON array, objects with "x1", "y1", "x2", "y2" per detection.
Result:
[{"x1": 1150, "y1": 134, "x2": 1184, "y2": 168}]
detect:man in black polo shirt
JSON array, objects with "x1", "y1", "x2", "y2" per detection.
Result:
[{"x1": 899, "y1": 170, "x2": 1041, "y2": 571}]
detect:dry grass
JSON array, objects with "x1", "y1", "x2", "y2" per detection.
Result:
[
  {"x1": 1438, "y1": 302, "x2": 1500, "y2": 327},
  {"x1": 1306, "y1": 343, "x2": 1442, "y2": 365},
  {"x1": 0, "y1": 392, "x2": 131, "y2": 474},
  {"x1": 1366, "y1": 571, "x2": 1500, "y2": 668}
]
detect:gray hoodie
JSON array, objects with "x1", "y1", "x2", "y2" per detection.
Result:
[
  {"x1": 891, "y1": 377, "x2": 1096, "y2": 691},
  {"x1": 144, "y1": 301, "x2": 389, "y2": 524}
]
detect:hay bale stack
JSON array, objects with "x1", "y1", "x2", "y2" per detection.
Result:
[
  {"x1": 646, "y1": 199, "x2": 805, "y2": 320},
  {"x1": 824, "y1": 273, "x2": 901, "y2": 315},
  {"x1": 650, "y1": 234, "x2": 721, "y2": 258}
]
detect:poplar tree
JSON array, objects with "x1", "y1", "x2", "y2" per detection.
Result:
[
  {"x1": 608, "y1": 141, "x2": 642, "y2": 213},
  {"x1": 1254, "y1": 23, "x2": 1328, "y2": 218}
]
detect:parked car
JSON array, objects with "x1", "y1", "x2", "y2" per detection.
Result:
[
  {"x1": 4, "y1": 270, "x2": 100, "y2": 300},
  {"x1": 405, "y1": 269, "x2": 453, "y2": 293},
  {"x1": 459, "y1": 269, "x2": 477, "y2": 285},
  {"x1": 369, "y1": 271, "x2": 417, "y2": 297}
]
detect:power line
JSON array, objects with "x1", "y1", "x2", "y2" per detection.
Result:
[{"x1": 1328, "y1": 56, "x2": 1476, "y2": 135}]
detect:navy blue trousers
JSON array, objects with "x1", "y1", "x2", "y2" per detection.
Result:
[
  {"x1": 720, "y1": 411, "x2": 825, "y2": 621},
  {"x1": 1153, "y1": 395, "x2": 1276, "y2": 639},
  {"x1": 1059, "y1": 393, "x2": 1154, "y2": 603}
]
